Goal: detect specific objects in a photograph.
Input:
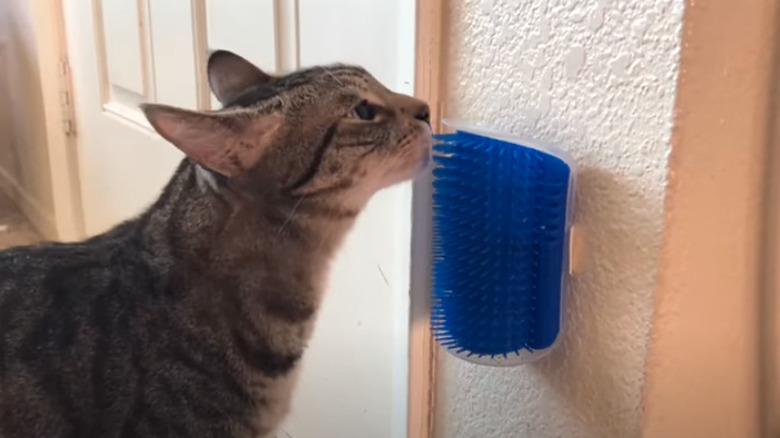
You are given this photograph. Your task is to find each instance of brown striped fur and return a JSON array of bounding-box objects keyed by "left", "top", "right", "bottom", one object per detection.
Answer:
[{"left": 0, "top": 50, "right": 431, "bottom": 438}]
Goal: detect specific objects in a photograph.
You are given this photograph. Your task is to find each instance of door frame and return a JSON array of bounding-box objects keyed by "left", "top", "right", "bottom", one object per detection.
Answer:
[
  {"left": 408, "top": 1, "right": 444, "bottom": 438},
  {"left": 761, "top": 23, "right": 780, "bottom": 436},
  {"left": 33, "top": 0, "right": 444, "bottom": 436},
  {"left": 28, "top": 0, "right": 85, "bottom": 241}
]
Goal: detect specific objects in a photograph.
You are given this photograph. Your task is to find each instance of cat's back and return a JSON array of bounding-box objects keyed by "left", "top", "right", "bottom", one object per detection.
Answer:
[
  {"left": 0, "top": 222, "right": 139, "bottom": 313},
  {"left": 0, "top": 222, "right": 156, "bottom": 438},
  {"left": 1, "top": 240, "right": 106, "bottom": 286},
  {"left": 0, "top": 218, "right": 265, "bottom": 438}
]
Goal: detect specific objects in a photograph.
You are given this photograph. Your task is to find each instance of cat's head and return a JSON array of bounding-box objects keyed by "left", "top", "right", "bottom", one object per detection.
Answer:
[{"left": 141, "top": 50, "right": 431, "bottom": 207}]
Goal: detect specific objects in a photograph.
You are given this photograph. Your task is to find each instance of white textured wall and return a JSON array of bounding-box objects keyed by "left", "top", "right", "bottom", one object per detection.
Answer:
[{"left": 435, "top": 1, "right": 684, "bottom": 437}]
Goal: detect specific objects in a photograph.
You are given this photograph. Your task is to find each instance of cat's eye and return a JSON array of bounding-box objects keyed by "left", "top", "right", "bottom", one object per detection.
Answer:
[{"left": 352, "top": 101, "right": 376, "bottom": 121}]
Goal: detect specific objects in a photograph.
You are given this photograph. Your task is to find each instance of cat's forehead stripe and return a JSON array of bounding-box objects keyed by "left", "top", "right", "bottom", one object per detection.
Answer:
[
  {"left": 225, "top": 65, "right": 373, "bottom": 109},
  {"left": 225, "top": 85, "right": 282, "bottom": 109},
  {"left": 287, "top": 65, "right": 372, "bottom": 88}
]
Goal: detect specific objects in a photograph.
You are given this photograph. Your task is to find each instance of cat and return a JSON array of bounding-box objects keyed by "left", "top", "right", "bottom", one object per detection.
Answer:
[{"left": 0, "top": 49, "right": 431, "bottom": 438}]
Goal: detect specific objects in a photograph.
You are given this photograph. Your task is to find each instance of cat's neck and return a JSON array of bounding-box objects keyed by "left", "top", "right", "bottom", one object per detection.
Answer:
[{"left": 140, "top": 160, "right": 358, "bottom": 285}]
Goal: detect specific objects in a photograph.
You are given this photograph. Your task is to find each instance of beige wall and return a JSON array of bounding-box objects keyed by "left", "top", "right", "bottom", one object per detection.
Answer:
[
  {"left": 0, "top": 0, "right": 57, "bottom": 239},
  {"left": 641, "top": 0, "right": 775, "bottom": 437},
  {"left": 434, "top": 1, "right": 684, "bottom": 437}
]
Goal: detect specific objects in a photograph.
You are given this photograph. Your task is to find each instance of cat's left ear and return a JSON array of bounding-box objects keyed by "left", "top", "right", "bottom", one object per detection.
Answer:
[
  {"left": 208, "top": 50, "right": 272, "bottom": 105},
  {"left": 141, "top": 103, "right": 282, "bottom": 177}
]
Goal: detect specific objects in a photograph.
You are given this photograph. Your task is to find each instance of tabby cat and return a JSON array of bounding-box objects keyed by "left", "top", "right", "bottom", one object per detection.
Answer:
[{"left": 0, "top": 50, "right": 431, "bottom": 438}]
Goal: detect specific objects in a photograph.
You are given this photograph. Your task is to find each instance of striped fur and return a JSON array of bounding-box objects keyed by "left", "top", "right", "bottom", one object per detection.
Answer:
[{"left": 0, "top": 50, "right": 431, "bottom": 438}]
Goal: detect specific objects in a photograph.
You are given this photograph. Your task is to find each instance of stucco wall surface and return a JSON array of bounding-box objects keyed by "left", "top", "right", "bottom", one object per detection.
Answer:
[{"left": 435, "top": 1, "right": 684, "bottom": 437}]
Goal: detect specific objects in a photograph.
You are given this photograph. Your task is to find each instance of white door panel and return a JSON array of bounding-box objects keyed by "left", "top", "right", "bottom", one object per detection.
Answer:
[
  {"left": 298, "top": 0, "right": 416, "bottom": 94},
  {"left": 98, "top": 0, "right": 147, "bottom": 97},
  {"left": 148, "top": 0, "right": 199, "bottom": 108},
  {"left": 204, "top": 1, "right": 277, "bottom": 71},
  {"left": 62, "top": 2, "right": 416, "bottom": 438},
  {"left": 204, "top": 1, "right": 278, "bottom": 109}
]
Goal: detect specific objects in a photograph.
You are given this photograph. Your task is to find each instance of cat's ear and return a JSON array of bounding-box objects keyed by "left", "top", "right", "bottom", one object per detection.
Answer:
[
  {"left": 141, "top": 103, "right": 282, "bottom": 177},
  {"left": 207, "top": 50, "right": 272, "bottom": 105}
]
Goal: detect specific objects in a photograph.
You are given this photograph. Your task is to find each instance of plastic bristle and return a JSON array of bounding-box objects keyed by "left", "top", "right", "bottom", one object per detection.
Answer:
[{"left": 431, "top": 130, "right": 571, "bottom": 358}]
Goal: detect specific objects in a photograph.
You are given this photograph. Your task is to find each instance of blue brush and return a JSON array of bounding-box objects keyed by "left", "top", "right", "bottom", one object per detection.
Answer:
[{"left": 431, "top": 121, "right": 576, "bottom": 365}]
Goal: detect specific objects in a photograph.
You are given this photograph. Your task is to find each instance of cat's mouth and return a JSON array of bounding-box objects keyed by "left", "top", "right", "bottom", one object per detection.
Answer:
[{"left": 381, "top": 124, "right": 433, "bottom": 186}]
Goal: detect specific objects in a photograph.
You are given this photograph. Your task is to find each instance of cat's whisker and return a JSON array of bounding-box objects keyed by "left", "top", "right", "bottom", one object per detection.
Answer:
[
  {"left": 336, "top": 141, "right": 374, "bottom": 148},
  {"left": 377, "top": 264, "right": 390, "bottom": 287},
  {"left": 278, "top": 94, "right": 290, "bottom": 111},
  {"left": 320, "top": 66, "right": 344, "bottom": 86},
  {"left": 278, "top": 196, "right": 304, "bottom": 235}
]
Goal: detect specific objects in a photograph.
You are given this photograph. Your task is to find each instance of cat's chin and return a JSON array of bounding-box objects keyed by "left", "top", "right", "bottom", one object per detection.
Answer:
[
  {"left": 414, "top": 129, "right": 434, "bottom": 173},
  {"left": 398, "top": 138, "right": 433, "bottom": 182},
  {"left": 373, "top": 129, "right": 433, "bottom": 189},
  {"left": 417, "top": 145, "right": 432, "bottom": 171}
]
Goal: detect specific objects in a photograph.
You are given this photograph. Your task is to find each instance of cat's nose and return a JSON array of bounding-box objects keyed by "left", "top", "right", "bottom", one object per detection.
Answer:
[
  {"left": 405, "top": 99, "right": 430, "bottom": 125},
  {"left": 395, "top": 95, "right": 431, "bottom": 125},
  {"left": 414, "top": 103, "right": 431, "bottom": 125}
]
